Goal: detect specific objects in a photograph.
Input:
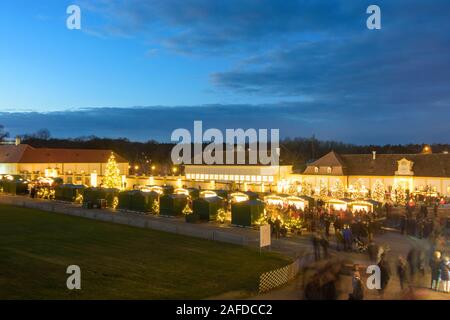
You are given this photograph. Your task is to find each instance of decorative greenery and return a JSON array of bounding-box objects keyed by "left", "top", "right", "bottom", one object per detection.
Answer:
[
  {"left": 351, "top": 179, "right": 366, "bottom": 200},
  {"left": 318, "top": 179, "right": 328, "bottom": 199},
  {"left": 392, "top": 183, "right": 406, "bottom": 205},
  {"left": 371, "top": 179, "right": 385, "bottom": 202},
  {"left": 217, "top": 208, "right": 228, "bottom": 223},
  {"left": 182, "top": 203, "right": 193, "bottom": 215},
  {"left": 103, "top": 153, "right": 122, "bottom": 189},
  {"left": 299, "top": 181, "right": 313, "bottom": 197},
  {"left": 331, "top": 180, "right": 345, "bottom": 198}
]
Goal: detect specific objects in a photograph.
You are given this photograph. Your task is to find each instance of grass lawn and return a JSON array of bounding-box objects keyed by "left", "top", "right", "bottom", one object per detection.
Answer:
[{"left": 0, "top": 204, "right": 289, "bottom": 300}]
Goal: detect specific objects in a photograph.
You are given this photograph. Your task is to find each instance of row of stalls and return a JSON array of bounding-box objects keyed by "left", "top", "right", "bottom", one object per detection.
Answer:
[{"left": 0, "top": 175, "right": 29, "bottom": 195}]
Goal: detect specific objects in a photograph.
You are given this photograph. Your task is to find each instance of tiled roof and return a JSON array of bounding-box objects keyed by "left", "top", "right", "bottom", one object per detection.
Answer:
[{"left": 0, "top": 144, "right": 128, "bottom": 164}]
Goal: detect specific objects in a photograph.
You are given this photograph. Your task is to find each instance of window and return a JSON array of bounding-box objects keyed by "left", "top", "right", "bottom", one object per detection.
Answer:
[
  {"left": 268, "top": 176, "right": 274, "bottom": 182},
  {"left": 314, "top": 167, "right": 319, "bottom": 173},
  {"left": 186, "top": 174, "right": 191, "bottom": 179},
  {"left": 327, "top": 167, "right": 332, "bottom": 174},
  {"left": 245, "top": 175, "right": 251, "bottom": 181}
]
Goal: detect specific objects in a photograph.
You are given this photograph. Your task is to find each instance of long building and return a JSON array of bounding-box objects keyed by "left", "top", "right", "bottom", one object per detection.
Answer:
[{"left": 291, "top": 151, "right": 450, "bottom": 196}]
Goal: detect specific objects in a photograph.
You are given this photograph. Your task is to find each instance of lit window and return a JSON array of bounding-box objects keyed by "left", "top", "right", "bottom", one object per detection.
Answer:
[
  {"left": 245, "top": 175, "right": 251, "bottom": 181},
  {"left": 257, "top": 176, "right": 262, "bottom": 182},
  {"left": 327, "top": 167, "right": 332, "bottom": 174},
  {"left": 262, "top": 176, "right": 268, "bottom": 182},
  {"left": 240, "top": 175, "right": 245, "bottom": 181},
  {"left": 315, "top": 167, "right": 319, "bottom": 173},
  {"left": 214, "top": 174, "right": 219, "bottom": 180},
  {"left": 219, "top": 175, "right": 224, "bottom": 180},
  {"left": 234, "top": 175, "right": 240, "bottom": 181},
  {"left": 200, "top": 174, "right": 204, "bottom": 180},
  {"left": 205, "top": 174, "right": 209, "bottom": 180},
  {"left": 251, "top": 176, "right": 257, "bottom": 182},
  {"left": 224, "top": 175, "right": 228, "bottom": 180},
  {"left": 186, "top": 174, "right": 191, "bottom": 179},
  {"left": 268, "top": 176, "right": 274, "bottom": 182}
]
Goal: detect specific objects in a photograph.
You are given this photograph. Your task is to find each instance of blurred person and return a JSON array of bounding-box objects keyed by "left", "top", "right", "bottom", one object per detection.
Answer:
[
  {"left": 397, "top": 256, "right": 409, "bottom": 291},
  {"left": 439, "top": 256, "right": 450, "bottom": 293},
  {"left": 349, "top": 271, "right": 364, "bottom": 300}
]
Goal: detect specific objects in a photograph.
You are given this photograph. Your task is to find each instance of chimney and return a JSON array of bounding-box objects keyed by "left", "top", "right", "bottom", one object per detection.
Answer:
[
  {"left": 372, "top": 151, "right": 376, "bottom": 160},
  {"left": 15, "top": 136, "right": 21, "bottom": 146}
]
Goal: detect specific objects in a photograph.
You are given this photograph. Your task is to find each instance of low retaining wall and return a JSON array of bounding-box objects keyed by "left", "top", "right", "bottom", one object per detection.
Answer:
[{"left": 0, "top": 195, "right": 248, "bottom": 247}]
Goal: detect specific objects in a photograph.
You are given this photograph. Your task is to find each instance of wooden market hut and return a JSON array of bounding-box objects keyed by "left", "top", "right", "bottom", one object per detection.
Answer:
[{"left": 231, "top": 199, "right": 265, "bottom": 227}]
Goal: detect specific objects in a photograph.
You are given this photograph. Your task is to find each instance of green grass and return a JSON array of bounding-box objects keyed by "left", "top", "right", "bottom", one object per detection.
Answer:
[{"left": 0, "top": 204, "right": 289, "bottom": 300}]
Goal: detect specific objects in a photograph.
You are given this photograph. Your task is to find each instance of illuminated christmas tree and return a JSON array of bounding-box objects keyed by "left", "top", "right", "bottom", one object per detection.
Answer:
[
  {"left": 331, "top": 180, "right": 345, "bottom": 198},
  {"left": 300, "top": 181, "right": 313, "bottom": 196},
  {"left": 392, "top": 184, "right": 406, "bottom": 205},
  {"left": 351, "top": 179, "right": 365, "bottom": 200},
  {"left": 103, "top": 153, "right": 122, "bottom": 189},
  {"left": 371, "top": 180, "right": 385, "bottom": 202}
]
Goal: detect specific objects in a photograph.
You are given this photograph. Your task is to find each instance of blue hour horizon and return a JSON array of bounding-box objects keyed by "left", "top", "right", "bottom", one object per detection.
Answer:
[{"left": 0, "top": 0, "right": 449, "bottom": 144}]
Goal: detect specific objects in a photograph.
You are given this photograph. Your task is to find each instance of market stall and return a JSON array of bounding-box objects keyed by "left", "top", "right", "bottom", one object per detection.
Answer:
[
  {"left": 159, "top": 193, "right": 188, "bottom": 216},
  {"left": 348, "top": 200, "right": 381, "bottom": 213},
  {"left": 286, "top": 195, "right": 313, "bottom": 210},
  {"left": 55, "top": 184, "right": 85, "bottom": 202},
  {"left": 231, "top": 199, "right": 264, "bottom": 227},
  {"left": 326, "top": 198, "right": 352, "bottom": 211}
]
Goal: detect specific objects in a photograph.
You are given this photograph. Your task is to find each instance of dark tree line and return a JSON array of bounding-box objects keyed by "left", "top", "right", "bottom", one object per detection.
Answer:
[
  {"left": 2, "top": 124, "right": 448, "bottom": 173},
  {"left": 19, "top": 135, "right": 449, "bottom": 172}
]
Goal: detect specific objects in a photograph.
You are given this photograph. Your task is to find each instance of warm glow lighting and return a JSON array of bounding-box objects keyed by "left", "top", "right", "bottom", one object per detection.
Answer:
[
  {"left": 150, "top": 186, "right": 163, "bottom": 195},
  {"left": 200, "top": 191, "right": 217, "bottom": 198},
  {"left": 90, "top": 171, "right": 98, "bottom": 188},
  {"left": 174, "top": 188, "right": 189, "bottom": 195},
  {"left": 230, "top": 192, "right": 249, "bottom": 203}
]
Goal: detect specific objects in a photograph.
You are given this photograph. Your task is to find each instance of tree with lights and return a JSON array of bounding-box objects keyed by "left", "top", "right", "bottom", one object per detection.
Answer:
[
  {"left": 300, "top": 181, "right": 313, "bottom": 197},
  {"left": 351, "top": 179, "right": 366, "bottom": 200},
  {"left": 371, "top": 179, "right": 385, "bottom": 202},
  {"left": 392, "top": 184, "right": 406, "bottom": 205},
  {"left": 103, "top": 153, "right": 122, "bottom": 189},
  {"left": 331, "top": 180, "right": 345, "bottom": 198}
]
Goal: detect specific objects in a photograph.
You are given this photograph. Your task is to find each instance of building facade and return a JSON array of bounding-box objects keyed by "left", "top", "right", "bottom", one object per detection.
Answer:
[{"left": 290, "top": 151, "right": 450, "bottom": 197}]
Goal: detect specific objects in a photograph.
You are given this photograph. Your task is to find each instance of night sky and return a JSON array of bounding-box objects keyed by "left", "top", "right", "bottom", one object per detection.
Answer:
[{"left": 0, "top": 0, "right": 449, "bottom": 144}]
